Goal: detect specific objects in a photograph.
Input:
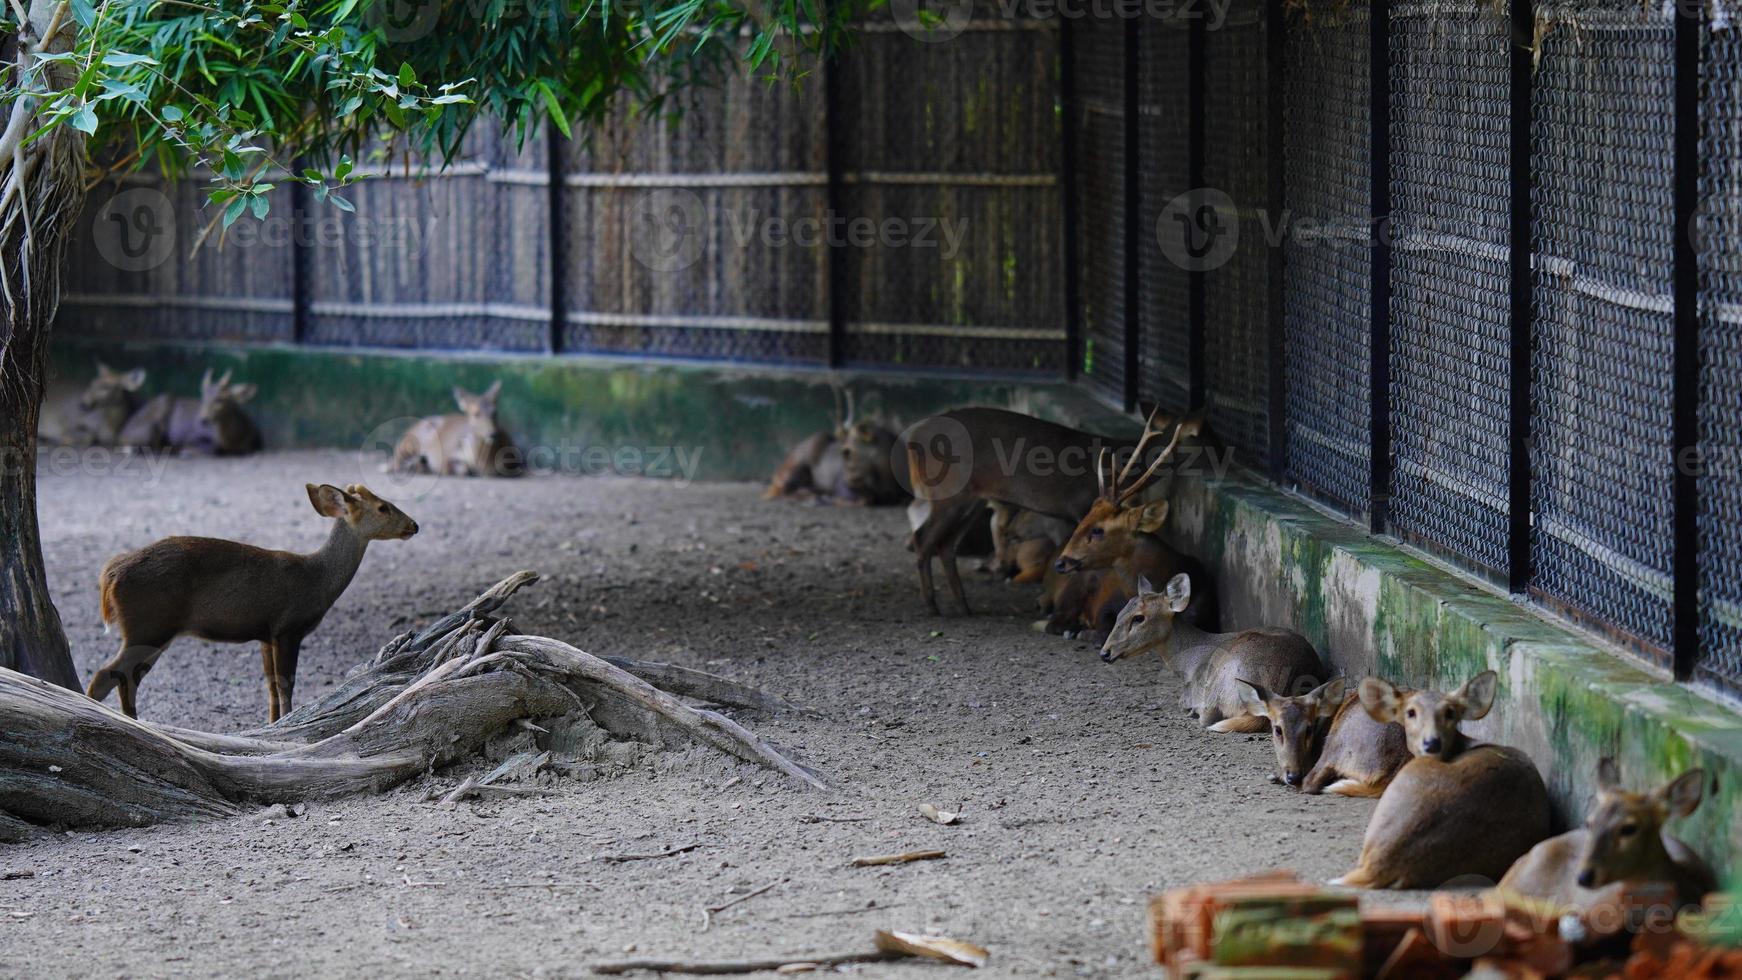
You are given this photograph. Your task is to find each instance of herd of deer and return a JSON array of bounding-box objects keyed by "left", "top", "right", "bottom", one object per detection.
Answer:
[
  {"left": 767, "top": 395, "right": 1719, "bottom": 916},
  {"left": 37, "top": 362, "right": 1718, "bottom": 919}
]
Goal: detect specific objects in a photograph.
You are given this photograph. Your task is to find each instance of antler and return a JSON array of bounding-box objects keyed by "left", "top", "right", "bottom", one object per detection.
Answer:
[
  {"left": 1115, "top": 412, "right": 1203, "bottom": 506},
  {"left": 1095, "top": 446, "right": 1111, "bottom": 499},
  {"left": 842, "top": 389, "right": 856, "bottom": 431},
  {"left": 1114, "top": 405, "right": 1165, "bottom": 491}
]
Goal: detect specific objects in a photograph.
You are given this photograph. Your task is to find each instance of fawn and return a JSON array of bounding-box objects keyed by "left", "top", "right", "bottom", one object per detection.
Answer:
[
  {"left": 1333, "top": 671, "right": 1551, "bottom": 889},
  {"left": 1500, "top": 760, "right": 1715, "bottom": 913},
  {"left": 38, "top": 362, "right": 146, "bottom": 447},
  {"left": 990, "top": 502, "right": 1073, "bottom": 582},
  {"left": 1239, "top": 676, "right": 1355, "bottom": 789},
  {"left": 390, "top": 381, "right": 523, "bottom": 477},
  {"left": 1099, "top": 572, "right": 1325, "bottom": 733},
  {"left": 905, "top": 406, "right": 1199, "bottom": 615},
  {"left": 87, "top": 484, "right": 419, "bottom": 722},
  {"left": 121, "top": 368, "right": 260, "bottom": 455}
]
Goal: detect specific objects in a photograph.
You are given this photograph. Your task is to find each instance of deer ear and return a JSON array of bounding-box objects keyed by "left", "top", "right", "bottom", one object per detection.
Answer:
[
  {"left": 1136, "top": 574, "right": 1157, "bottom": 596},
  {"left": 1237, "top": 678, "right": 1272, "bottom": 709},
  {"left": 1597, "top": 757, "right": 1622, "bottom": 791},
  {"left": 1660, "top": 769, "right": 1706, "bottom": 819},
  {"left": 1136, "top": 500, "right": 1170, "bottom": 534},
  {"left": 307, "top": 483, "right": 349, "bottom": 518},
  {"left": 228, "top": 382, "right": 257, "bottom": 403},
  {"left": 1456, "top": 670, "right": 1499, "bottom": 720},
  {"left": 453, "top": 387, "right": 472, "bottom": 410},
  {"left": 1359, "top": 677, "right": 1403, "bottom": 723},
  {"left": 121, "top": 368, "right": 147, "bottom": 391},
  {"left": 201, "top": 368, "right": 216, "bottom": 393},
  {"left": 483, "top": 380, "right": 502, "bottom": 401},
  {"left": 1163, "top": 572, "right": 1191, "bottom": 613},
  {"left": 1310, "top": 676, "right": 1346, "bottom": 710}
]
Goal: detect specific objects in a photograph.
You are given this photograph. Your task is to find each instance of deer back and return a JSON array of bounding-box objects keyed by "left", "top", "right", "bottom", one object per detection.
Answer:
[
  {"left": 1303, "top": 691, "right": 1410, "bottom": 796},
  {"left": 1195, "top": 628, "right": 1325, "bottom": 725}
]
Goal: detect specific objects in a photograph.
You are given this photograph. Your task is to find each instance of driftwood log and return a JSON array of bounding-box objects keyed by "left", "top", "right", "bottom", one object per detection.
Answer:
[{"left": 0, "top": 571, "right": 824, "bottom": 841}]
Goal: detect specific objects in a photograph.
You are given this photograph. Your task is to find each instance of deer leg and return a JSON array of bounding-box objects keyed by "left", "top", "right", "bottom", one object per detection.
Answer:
[
  {"left": 272, "top": 637, "right": 303, "bottom": 721},
  {"left": 916, "top": 552, "right": 940, "bottom": 616},
  {"left": 88, "top": 638, "right": 169, "bottom": 718},
  {"left": 938, "top": 499, "right": 987, "bottom": 616},
  {"left": 260, "top": 641, "right": 281, "bottom": 723}
]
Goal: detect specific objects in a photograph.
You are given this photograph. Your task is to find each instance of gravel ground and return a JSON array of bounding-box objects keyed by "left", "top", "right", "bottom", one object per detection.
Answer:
[{"left": 4, "top": 450, "right": 1387, "bottom": 978}]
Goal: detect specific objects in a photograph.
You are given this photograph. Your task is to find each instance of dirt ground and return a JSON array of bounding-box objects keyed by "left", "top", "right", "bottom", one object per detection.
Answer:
[{"left": 4, "top": 450, "right": 1390, "bottom": 978}]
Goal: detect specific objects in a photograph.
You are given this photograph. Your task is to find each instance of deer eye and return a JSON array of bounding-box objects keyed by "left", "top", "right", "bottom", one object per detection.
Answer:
[
  {"left": 1273, "top": 729, "right": 1282, "bottom": 742},
  {"left": 1405, "top": 708, "right": 1417, "bottom": 719},
  {"left": 1618, "top": 823, "right": 1639, "bottom": 838},
  {"left": 1132, "top": 615, "right": 1145, "bottom": 625},
  {"left": 1089, "top": 528, "right": 1104, "bottom": 540}
]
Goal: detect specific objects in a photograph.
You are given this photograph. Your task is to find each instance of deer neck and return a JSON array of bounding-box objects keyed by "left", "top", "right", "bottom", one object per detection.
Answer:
[
  {"left": 308, "top": 520, "right": 370, "bottom": 605},
  {"left": 1162, "top": 619, "right": 1222, "bottom": 679}
]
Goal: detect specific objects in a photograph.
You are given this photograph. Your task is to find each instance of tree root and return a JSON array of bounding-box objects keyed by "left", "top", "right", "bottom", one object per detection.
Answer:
[{"left": 0, "top": 571, "right": 825, "bottom": 835}]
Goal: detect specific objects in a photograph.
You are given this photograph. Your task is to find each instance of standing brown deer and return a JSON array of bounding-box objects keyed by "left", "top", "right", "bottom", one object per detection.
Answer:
[
  {"left": 903, "top": 406, "right": 1200, "bottom": 615},
  {"left": 87, "top": 484, "right": 419, "bottom": 722}
]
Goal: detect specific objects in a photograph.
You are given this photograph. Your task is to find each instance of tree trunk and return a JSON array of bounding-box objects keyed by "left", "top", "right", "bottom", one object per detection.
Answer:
[{"left": 0, "top": 2, "right": 88, "bottom": 689}]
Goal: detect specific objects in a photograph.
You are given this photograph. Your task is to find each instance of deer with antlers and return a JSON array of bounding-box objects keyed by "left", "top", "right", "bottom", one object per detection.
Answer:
[{"left": 765, "top": 389, "right": 905, "bottom": 506}]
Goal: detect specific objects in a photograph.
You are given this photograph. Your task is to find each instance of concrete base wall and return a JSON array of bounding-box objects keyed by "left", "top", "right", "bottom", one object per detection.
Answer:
[
  {"left": 1168, "top": 471, "right": 1742, "bottom": 881},
  {"left": 49, "top": 339, "right": 1131, "bottom": 483}
]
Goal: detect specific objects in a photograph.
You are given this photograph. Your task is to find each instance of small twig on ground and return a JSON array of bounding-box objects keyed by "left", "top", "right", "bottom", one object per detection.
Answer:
[
  {"left": 796, "top": 814, "right": 872, "bottom": 824},
  {"left": 700, "top": 879, "right": 780, "bottom": 932},
  {"left": 594, "top": 842, "right": 705, "bottom": 864},
  {"left": 592, "top": 950, "right": 903, "bottom": 975},
  {"left": 786, "top": 903, "right": 903, "bottom": 919},
  {"left": 0, "top": 871, "right": 33, "bottom": 880},
  {"left": 851, "top": 850, "right": 946, "bottom": 867}
]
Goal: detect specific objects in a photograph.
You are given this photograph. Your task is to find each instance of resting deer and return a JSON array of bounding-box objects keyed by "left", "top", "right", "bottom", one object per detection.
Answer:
[
  {"left": 1297, "top": 687, "right": 1410, "bottom": 797},
  {"left": 120, "top": 368, "right": 261, "bottom": 455},
  {"left": 390, "top": 381, "right": 522, "bottom": 477},
  {"left": 88, "top": 484, "right": 419, "bottom": 722},
  {"left": 1238, "top": 676, "right": 1364, "bottom": 789},
  {"left": 38, "top": 362, "right": 146, "bottom": 447},
  {"left": 904, "top": 406, "right": 1200, "bottom": 615},
  {"left": 1333, "top": 671, "right": 1551, "bottom": 889},
  {"left": 990, "top": 502, "right": 1073, "bottom": 582},
  {"left": 1099, "top": 572, "right": 1325, "bottom": 733},
  {"left": 1050, "top": 444, "right": 1217, "bottom": 632},
  {"left": 1500, "top": 760, "right": 1714, "bottom": 913},
  {"left": 767, "top": 390, "right": 904, "bottom": 505}
]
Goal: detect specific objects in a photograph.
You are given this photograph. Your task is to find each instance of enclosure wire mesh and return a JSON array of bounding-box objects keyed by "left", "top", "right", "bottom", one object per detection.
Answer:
[
  {"left": 1529, "top": 0, "right": 1676, "bottom": 654},
  {"left": 1073, "top": 14, "right": 1131, "bottom": 403},
  {"left": 1386, "top": 0, "right": 1512, "bottom": 576},
  {"left": 1699, "top": 3, "right": 1742, "bottom": 688},
  {"left": 1136, "top": 14, "right": 1193, "bottom": 415},
  {"left": 1202, "top": 0, "right": 1274, "bottom": 467},
  {"left": 1282, "top": 0, "right": 1373, "bottom": 515}
]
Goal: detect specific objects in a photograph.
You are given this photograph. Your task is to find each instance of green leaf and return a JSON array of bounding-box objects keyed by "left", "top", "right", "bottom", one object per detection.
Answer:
[
  {"left": 161, "top": 105, "right": 184, "bottom": 122},
  {"left": 102, "top": 52, "right": 159, "bottom": 68},
  {"left": 398, "top": 62, "right": 417, "bottom": 88},
  {"left": 249, "top": 194, "right": 270, "bottom": 219},
  {"left": 69, "top": 105, "right": 97, "bottom": 135},
  {"left": 330, "top": 194, "right": 356, "bottom": 213},
  {"left": 536, "top": 82, "right": 571, "bottom": 139},
  {"left": 223, "top": 196, "right": 247, "bottom": 228}
]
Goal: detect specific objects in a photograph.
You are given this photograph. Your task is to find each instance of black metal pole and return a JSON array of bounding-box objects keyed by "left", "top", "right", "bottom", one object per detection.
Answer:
[
  {"left": 1266, "top": 0, "right": 1287, "bottom": 478},
  {"left": 1187, "top": 10, "right": 1207, "bottom": 410},
  {"left": 1123, "top": 15, "right": 1142, "bottom": 412},
  {"left": 290, "top": 163, "right": 311, "bottom": 345},
  {"left": 1060, "top": 20, "right": 1082, "bottom": 382},
  {"left": 1367, "top": 0, "right": 1393, "bottom": 534},
  {"left": 824, "top": 43, "right": 849, "bottom": 370},
  {"left": 547, "top": 120, "right": 568, "bottom": 356},
  {"left": 1672, "top": 0, "right": 1702, "bottom": 680},
  {"left": 1506, "top": 0, "right": 1535, "bottom": 593}
]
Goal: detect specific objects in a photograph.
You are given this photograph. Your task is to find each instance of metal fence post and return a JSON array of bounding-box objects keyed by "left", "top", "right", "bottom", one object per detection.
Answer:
[
  {"left": 1506, "top": 0, "right": 1534, "bottom": 594},
  {"left": 1266, "top": 0, "right": 1287, "bottom": 477},
  {"left": 825, "top": 44, "right": 849, "bottom": 370},
  {"left": 1368, "top": 0, "right": 1393, "bottom": 534},
  {"left": 547, "top": 120, "right": 568, "bottom": 356},
  {"left": 1672, "top": 0, "right": 1702, "bottom": 680},
  {"left": 1188, "top": 10, "right": 1207, "bottom": 410},
  {"left": 290, "top": 163, "right": 311, "bottom": 346},
  {"left": 1123, "top": 14, "right": 1142, "bottom": 411},
  {"left": 1060, "top": 19, "right": 1082, "bottom": 382}
]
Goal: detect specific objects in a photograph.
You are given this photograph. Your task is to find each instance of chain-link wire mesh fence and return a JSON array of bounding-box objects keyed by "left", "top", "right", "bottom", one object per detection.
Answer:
[
  {"left": 1136, "top": 14, "right": 1193, "bottom": 417},
  {"left": 1072, "top": 14, "right": 1131, "bottom": 402}
]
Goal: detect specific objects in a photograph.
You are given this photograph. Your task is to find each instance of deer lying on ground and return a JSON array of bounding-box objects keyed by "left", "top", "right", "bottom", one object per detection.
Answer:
[
  {"left": 120, "top": 368, "right": 261, "bottom": 455},
  {"left": 904, "top": 406, "right": 1200, "bottom": 615},
  {"left": 1099, "top": 572, "right": 1324, "bottom": 732},
  {"left": 989, "top": 501, "right": 1073, "bottom": 583},
  {"left": 1239, "top": 676, "right": 1363, "bottom": 790},
  {"left": 1048, "top": 446, "right": 1217, "bottom": 634},
  {"left": 88, "top": 484, "right": 419, "bottom": 722},
  {"left": 1333, "top": 671, "right": 1551, "bottom": 889},
  {"left": 1295, "top": 686, "right": 1410, "bottom": 797},
  {"left": 38, "top": 362, "right": 146, "bottom": 446},
  {"left": 767, "top": 390, "right": 905, "bottom": 505},
  {"left": 1499, "top": 760, "right": 1714, "bottom": 913},
  {"left": 390, "top": 381, "right": 523, "bottom": 477}
]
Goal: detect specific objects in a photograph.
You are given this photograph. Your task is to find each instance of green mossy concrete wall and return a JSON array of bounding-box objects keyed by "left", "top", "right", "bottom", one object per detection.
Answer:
[
  {"left": 49, "top": 340, "right": 1131, "bottom": 482},
  {"left": 1168, "top": 472, "right": 1742, "bottom": 880}
]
